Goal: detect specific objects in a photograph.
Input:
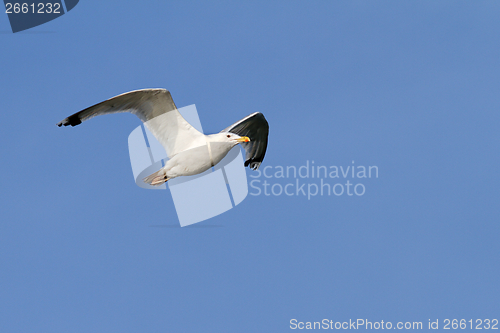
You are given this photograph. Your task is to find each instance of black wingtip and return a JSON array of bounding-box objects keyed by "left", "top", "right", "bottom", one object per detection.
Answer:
[
  {"left": 69, "top": 117, "right": 82, "bottom": 126},
  {"left": 245, "top": 160, "right": 262, "bottom": 170},
  {"left": 56, "top": 116, "right": 82, "bottom": 127}
]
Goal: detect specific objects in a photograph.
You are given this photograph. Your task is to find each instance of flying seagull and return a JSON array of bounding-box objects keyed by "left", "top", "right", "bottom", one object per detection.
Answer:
[{"left": 57, "top": 89, "right": 269, "bottom": 186}]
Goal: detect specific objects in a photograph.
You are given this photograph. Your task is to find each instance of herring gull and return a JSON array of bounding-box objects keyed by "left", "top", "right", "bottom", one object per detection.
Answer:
[{"left": 57, "top": 89, "right": 269, "bottom": 185}]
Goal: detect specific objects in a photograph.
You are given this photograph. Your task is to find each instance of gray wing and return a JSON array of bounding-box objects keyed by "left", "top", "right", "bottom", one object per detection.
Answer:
[
  {"left": 56, "top": 89, "right": 206, "bottom": 158},
  {"left": 56, "top": 89, "right": 176, "bottom": 126},
  {"left": 221, "top": 112, "right": 269, "bottom": 170}
]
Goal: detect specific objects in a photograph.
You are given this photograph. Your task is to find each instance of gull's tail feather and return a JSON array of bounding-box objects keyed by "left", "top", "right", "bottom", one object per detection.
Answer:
[{"left": 143, "top": 169, "right": 170, "bottom": 186}]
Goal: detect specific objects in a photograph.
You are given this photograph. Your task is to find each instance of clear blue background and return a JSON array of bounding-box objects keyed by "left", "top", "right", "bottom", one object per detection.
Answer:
[{"left": 1, "top": 1, "right": 499, "bottom": 332}]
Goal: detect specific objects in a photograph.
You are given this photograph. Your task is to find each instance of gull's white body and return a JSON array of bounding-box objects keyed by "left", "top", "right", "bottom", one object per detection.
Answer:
[{"left": 144, "top": 133, "right": 242, "bottom": 185}]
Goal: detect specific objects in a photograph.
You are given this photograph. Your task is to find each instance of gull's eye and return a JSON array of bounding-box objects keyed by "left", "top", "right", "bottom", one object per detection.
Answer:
[{"left": 227, "top": 135, "right": 231, "bottom": 138}]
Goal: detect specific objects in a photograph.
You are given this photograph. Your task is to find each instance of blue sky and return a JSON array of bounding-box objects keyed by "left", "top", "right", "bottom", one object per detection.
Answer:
[{"left": 1, "top": 1, "right": 499, "bottom": 332}]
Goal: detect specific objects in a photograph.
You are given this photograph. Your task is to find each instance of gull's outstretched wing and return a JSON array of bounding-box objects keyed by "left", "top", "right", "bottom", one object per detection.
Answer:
[
  {"left": 57, "top": 89, "right": 206, "bottom": 158},
  {"left": 221, "top": 112, "right": 269, "bottom": 170}
]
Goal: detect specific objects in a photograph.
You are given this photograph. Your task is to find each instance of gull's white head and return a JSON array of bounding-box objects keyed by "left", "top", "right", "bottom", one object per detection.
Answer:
[{"left": 209, "top": 133, "right": 250, "bottom": 146}]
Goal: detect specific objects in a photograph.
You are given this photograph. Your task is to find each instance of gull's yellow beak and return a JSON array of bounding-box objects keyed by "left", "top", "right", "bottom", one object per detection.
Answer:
[{"left": 236, "top": 136, "right": 250, "bottom": 143}]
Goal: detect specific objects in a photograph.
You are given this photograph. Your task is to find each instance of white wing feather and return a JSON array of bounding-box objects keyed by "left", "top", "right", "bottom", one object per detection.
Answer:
[{"left": 57, "top": 89, "right": 206, "bottom": 158}]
